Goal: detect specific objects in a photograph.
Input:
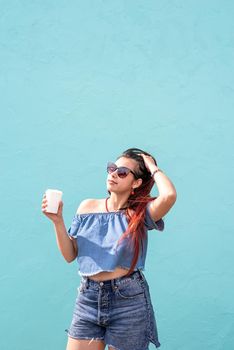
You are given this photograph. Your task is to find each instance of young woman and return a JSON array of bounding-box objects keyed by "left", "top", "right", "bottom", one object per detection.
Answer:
[{"left": 41, "top": 147, "right": 177, "bottom": 350}]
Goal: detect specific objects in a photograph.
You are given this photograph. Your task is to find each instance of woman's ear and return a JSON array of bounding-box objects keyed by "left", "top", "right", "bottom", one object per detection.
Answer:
[{"left": 133, "top": 178, "right": 143, "bottom": 189}]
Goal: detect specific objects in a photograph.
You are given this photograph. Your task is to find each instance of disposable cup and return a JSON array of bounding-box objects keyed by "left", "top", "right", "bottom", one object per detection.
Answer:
[{"left": 45, "top": 189, "right": 63, "bottom": 214}]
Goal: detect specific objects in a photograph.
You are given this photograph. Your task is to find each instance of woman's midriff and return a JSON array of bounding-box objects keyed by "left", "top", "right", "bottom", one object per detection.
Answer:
[{"left": 87, "top": 266, "right": 131, "bottom": 282}]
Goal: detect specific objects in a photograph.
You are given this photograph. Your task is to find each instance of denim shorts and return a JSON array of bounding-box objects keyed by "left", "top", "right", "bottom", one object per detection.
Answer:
[{"left": 65, "top": 269, "right": 161, "bottom": 350}]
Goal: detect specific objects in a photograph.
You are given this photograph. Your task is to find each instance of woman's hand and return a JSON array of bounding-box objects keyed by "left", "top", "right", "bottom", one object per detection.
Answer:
[
  {"left": 137, "top": 153, "right": 158, "bottom": 174},
  {"left": 41, "top": 193, "right": 64, "bottom": 224}
]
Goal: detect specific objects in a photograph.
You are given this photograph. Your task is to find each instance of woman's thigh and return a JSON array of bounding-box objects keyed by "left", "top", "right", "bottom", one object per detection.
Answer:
[{"left": 66, "top": 337, "right": 106, "bottom": 350}]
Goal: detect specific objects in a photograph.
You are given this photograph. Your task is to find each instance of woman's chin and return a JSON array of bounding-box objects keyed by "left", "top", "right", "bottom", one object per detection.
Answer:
[
  {"left": 107, "top": 186, "right": 114, "bottom": 193},
  {"left": 106, "top": 184, "right": 118, "bottom": 193}
]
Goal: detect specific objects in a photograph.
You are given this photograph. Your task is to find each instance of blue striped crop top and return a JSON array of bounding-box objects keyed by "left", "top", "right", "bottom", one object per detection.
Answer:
[{"left": 67, "top": 202, "right": 165, "bottom": 276}]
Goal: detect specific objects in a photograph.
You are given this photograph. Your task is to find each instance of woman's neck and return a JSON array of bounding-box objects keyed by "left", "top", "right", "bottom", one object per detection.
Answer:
[{"left": 106, "top": 193, "right": 129, "bottom": 211}]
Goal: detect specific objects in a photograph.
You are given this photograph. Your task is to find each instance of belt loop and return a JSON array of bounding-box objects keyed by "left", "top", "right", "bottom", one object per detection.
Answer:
[
  {"left": 82, "top": 276, "right": 89, "bottom": 289},
  {"left": 111, "top": 278, "right": 115, "bottom": 290},
  {"left": 137, "top": 268, "right": 145, "bottom": 281},
  {"left": 131, "top": 270, "right": 138, "bottom": 280}
]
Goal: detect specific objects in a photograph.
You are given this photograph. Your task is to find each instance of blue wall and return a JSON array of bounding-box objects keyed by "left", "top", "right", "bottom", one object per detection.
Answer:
[{"left": 1, "top": 1, "right": 234, "bottom": 349}]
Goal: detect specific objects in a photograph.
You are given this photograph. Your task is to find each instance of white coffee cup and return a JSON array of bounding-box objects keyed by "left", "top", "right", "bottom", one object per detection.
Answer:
[{"left": 45, "top": 189, "right": 63, "bottom": 214}]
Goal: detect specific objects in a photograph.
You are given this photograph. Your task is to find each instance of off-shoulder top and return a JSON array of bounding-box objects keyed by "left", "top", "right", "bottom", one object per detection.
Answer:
[{"left": 67, "top": 202, "right": 164, "bottom": 276}]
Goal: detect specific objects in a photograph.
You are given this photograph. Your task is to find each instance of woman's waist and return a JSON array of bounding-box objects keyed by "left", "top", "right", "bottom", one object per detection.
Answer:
[
  {"left": 83, "top": 266, "right": 131, "bottom": 282},
  {"left": 81, "top": 267, "right": 145, "bottom": 287}
]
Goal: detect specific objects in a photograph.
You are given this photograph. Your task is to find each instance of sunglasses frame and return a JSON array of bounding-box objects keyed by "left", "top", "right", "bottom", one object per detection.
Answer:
[{"left": 107, "top": 162, "right": 138, "bottom": 179}]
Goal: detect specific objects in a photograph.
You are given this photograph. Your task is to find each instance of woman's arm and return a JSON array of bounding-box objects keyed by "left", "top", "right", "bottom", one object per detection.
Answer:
[
  {"left": 53, "top": 219, "right": 78, "bottom": 263},
  {"left": 41, "top": 194, "right": 78, "bottom": 263},
  {"left": 148, "top": 169, "right": 177, "bottom": 221},
  {"left": 138, "top": 154, "right": 177, "bottom": 221}
]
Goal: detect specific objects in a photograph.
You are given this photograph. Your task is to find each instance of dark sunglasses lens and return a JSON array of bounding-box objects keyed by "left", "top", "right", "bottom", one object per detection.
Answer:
[{"left": 117, "top": 168, "right": 129, "bottom": 178}]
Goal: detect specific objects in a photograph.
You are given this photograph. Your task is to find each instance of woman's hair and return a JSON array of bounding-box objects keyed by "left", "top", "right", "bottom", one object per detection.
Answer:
[{"left": 112, "top": 147, "right": 158, "bottom": 276}]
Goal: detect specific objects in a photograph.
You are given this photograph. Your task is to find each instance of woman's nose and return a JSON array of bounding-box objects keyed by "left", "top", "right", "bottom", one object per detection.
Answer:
[{"left": 111, "top": 170, "right": 118, "bottom": 177}]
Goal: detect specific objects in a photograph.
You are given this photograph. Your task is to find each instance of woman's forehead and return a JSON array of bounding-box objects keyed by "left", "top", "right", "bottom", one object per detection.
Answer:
[{"left": 115, "top": 157, "right": 138, "bottom": 168}]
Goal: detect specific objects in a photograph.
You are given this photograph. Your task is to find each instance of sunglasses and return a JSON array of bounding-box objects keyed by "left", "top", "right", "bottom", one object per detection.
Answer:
[{"left": 107, "top": 162, "right": 138, "bottom": 179}]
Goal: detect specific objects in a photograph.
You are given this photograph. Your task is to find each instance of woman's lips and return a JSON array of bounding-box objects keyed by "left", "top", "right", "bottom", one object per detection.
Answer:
[{"left": 108, "top": 180, "right": 117, "bottom": 184}]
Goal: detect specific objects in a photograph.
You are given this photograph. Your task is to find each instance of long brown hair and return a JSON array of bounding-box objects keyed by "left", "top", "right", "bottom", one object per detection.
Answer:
[{"left": 110, "top": 147, "right": 158, "bottom": 276}]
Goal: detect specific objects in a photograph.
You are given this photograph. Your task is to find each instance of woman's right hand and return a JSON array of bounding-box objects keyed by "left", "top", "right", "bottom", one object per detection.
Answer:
[{"left": 41, "top": 193, "right": 64, "bottom": 224}]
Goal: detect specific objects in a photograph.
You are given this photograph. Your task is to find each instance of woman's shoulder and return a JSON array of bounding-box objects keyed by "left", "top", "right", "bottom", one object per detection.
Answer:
[
  {"left": 76, "top": 198, "right": 136, "bottom": 217},
  {"left": 76, "top": 198, "right": 105, "bottom": 215}
]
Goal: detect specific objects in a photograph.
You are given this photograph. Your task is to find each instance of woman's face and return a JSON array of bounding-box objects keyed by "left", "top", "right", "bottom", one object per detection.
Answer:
[{"left": 106, "top": 157, "right": 142, "bottom": 194}]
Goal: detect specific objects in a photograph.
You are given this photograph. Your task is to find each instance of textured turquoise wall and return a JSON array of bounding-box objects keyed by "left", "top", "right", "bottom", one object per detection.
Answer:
[{"left": 1, "top": 1, "right": 234, "bottom": 349}]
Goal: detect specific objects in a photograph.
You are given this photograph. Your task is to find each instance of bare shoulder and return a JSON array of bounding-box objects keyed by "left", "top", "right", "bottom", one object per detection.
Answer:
[{"left": 76, "top": 198, "right": 102, "bottom": 214}]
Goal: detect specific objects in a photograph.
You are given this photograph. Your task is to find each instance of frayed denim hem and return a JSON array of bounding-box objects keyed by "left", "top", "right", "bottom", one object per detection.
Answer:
[{"left": 65, "top": 328, "right": 105, "bottom": 343}]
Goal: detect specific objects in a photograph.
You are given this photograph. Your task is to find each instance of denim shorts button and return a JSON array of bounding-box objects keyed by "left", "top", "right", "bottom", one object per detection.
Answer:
[{"left": 99, "top": 282, "right": 104, "bottom": 286}]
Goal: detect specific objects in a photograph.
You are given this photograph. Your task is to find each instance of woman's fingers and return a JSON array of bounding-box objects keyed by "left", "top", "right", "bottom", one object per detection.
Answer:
[
  {"left": 41, "top": 195, "right": 48, "bottom": 212},
  {"left": 41, "top": 195, "right": 64, "bottom": 223}
]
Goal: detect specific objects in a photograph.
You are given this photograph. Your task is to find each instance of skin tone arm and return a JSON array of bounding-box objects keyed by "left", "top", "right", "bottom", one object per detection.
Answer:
[
  {"left": 41, "top": 194, "right": 78, "bottom": 263},
  {"left": 138, "top": 153, "right": 177, "bottom": 222}
]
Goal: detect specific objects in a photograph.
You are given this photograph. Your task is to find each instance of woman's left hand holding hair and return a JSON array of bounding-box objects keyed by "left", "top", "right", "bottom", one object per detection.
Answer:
[
  {"left": 137, "top": 153, "right": 158, "bottom": 174},
  {"left": 138, "top": 153, "right": 177, "bottom": 220}
]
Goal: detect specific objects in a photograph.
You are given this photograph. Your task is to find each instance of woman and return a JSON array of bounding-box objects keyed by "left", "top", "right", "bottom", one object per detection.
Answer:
[{"left": 41, "top": 147, "right": 177, "bottom": 350}]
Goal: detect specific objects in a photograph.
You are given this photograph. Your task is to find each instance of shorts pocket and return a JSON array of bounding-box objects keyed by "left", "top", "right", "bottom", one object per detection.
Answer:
[
  {"left": 116, "top": 279, "right": 145, "bottom": 299},
  {"left": 76, "top": 284, "right": 99, "bottom": 307}
]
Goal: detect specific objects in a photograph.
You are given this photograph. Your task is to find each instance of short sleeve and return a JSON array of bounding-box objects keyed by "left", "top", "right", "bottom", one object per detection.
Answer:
[
  {"left": 144, "top": 202, "right": 165, "bottom": 231},
  {"left": 67, "top": 215, "right": 82, "bottom": 239}
]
